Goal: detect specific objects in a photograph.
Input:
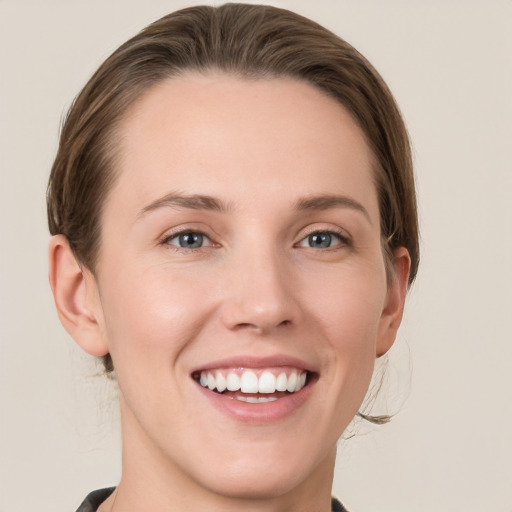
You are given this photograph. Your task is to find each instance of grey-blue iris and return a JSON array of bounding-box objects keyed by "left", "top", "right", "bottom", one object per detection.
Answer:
[
  {"left": 179, "top": 233, "right": 203, "bottom": 248},
  {"left": 309, "top": 233, "right": 331, "bottom": 248}
]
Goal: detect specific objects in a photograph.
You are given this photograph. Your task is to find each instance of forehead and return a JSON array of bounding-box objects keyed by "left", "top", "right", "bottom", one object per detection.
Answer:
[{"left": 110, "top": 73, "right": 378, "bottom": 219}]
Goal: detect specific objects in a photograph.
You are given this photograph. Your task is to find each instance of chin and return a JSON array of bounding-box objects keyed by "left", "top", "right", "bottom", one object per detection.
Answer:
[
  {"left": 185, "top": 439, "right": 335, "bottom": 502},
  {"left": 198, "top": 463, "right": 312, "bottom": 501}
]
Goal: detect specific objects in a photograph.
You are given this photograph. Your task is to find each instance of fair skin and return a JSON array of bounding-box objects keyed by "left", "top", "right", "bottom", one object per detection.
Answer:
[{"left": 49, "top": 74, "right": 410, "bottom": 512}]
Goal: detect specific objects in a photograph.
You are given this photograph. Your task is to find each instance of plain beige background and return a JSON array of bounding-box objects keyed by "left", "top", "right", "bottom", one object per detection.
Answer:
[{"left": 1, "top": 1, "right": 511, "bottom": 511}]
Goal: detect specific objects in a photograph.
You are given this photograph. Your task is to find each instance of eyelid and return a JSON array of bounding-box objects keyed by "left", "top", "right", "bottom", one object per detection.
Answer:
[
  {"left": 156, "top": 223, "right": 351, "bottom": 250},
  {"left": 158, "top": 225, "right": 220, "bottom": 249},
  {"left": 167, "top": 232, "right": 211, "bottom": 248},
  {"left": 295, "top": 225, "right": 352, "bottom": 246}
]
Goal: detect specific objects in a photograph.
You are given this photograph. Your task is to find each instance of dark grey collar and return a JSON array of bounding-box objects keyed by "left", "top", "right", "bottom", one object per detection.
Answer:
[{"left": 76, "top": 487, "right": 349, "bottom": 512}]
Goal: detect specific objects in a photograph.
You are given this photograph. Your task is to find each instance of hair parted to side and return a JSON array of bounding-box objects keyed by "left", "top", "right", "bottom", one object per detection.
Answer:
[{"left": 47, "top": 3, "right": 419, "bottom": 416}]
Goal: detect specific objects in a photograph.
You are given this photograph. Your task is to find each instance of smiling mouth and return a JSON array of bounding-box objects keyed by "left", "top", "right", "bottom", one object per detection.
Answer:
[{"left": 192, "top": 368, "right": 313, "bottom": 403}]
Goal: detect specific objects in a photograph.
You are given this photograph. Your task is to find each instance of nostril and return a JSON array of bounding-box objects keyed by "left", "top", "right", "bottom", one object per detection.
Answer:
[
  {"left": 234, "top": 322, "right": 258, "bottom": 330},
  {"left": 233, "top": 319, "right": 292, "bottom": 333}
]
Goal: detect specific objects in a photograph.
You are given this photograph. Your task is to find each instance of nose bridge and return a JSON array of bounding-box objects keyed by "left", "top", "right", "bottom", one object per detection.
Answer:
[{"left": 221, "top": 241, "right": 297, "bottom": 333}]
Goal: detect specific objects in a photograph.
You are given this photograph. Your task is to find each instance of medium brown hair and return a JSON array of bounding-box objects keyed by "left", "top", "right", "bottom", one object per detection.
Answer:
[{"left": 47, "top": 4, "right": 419, "bottom": 415}]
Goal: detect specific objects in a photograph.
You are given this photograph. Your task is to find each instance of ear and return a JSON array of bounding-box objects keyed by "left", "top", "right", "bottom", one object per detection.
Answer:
[
  {"left": 376, "top": 247, "right": 411, "bottom": 357},
  {"left": 48, "top": 235, "right": 109, "bottom": 356}
]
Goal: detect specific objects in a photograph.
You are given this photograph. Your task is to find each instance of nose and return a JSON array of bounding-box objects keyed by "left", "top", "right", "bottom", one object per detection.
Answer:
[{"left": 219, "top": 247, "right": 299, "bottom": 335}]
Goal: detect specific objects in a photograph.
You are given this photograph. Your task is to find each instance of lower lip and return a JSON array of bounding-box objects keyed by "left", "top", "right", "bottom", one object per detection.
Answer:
[{"left": 194, "top": 380, "right": 315, "bottom": 424}]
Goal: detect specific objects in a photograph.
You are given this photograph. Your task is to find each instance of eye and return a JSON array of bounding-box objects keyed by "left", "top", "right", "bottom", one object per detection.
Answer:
[
  {"left": 165, "top": 231, "right": 210, "bottom": 249},
  {"left": 298, "top": 230, "right": 347, "bottom": 249}
]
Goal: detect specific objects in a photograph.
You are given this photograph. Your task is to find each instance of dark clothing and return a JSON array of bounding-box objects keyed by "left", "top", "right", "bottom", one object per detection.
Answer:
[
  {"left": 76, "top": 488, "right": 114, "bottom": 512},
  {"left": 331, "top": 495, "right": 349, "bottom": 512},
  {"left": 76, "top": 487, "right": 349, "bottom": 511}
]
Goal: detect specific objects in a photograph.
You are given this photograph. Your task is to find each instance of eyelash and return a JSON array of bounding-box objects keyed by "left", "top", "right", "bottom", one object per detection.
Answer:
[
  {"left": 160, "top": 230, "right": 214, "bottom": 251},
  {"left": 296, "top": 228, "right": 351, "bottom": 250},
  {"left": 159, "top": 227, "right": 351, "bottom": 251}
]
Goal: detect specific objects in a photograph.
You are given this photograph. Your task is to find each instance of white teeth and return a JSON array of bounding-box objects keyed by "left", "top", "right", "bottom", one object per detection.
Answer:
[
  {"left": 286, "top": 373, "right": 297, "bottom": 392},
  {"left": 259, "top": 396, "right": 278, "bottom": 403},
  {"left": 298, "top": 372, "right": 307, "bottom": 390},
  {"left": 258, "top": 371, "right": 277, "bottom": 393},
  {"left": 235, "top": 396, "right": 278, "bottom": 403},
  {"left": 226, "top": 372, "right": 241, "bottom": 391},
  {"left": 216, "top": 372, "right": 227, "bottom": 392},
  {"left": 240, "top": 371, "right": 259, "bottom": 393},
  {"left": 276, "top": 372, "right": 288, "bottom": 392},
  {"left": 198, "top": 369, "right": 308, "bottom": 395}
]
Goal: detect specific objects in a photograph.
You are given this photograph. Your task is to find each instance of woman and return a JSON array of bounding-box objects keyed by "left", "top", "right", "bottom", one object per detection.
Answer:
[{"left": 47, "top": 4, "right": 418, "bottom": 511}]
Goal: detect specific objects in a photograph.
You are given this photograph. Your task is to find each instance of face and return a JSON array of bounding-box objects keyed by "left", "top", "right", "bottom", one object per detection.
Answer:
[{"left": 81, "top": 74, "right": 407, "bottom": 501}]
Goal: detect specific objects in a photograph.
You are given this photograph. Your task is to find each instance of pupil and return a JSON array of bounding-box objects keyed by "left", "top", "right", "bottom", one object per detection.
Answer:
[
  {"left": 180, "top": 233, "right": 202, "bottom": 248},
  {"left": 310, "top": 233, "right": 331, "bottom": 248}
]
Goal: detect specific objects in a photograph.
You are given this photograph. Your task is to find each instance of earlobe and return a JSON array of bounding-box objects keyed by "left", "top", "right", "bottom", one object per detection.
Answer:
[
  {"left": 48, "top": 235, "right": 109, "bottom": 356},
  {"left": 376, "top": 247, "right": 411, "bottom": 357}
]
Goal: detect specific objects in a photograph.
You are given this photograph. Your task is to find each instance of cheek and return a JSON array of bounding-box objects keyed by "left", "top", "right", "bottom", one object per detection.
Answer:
[
  {"left": 307, "top": 264, "right": 386, "bottom": 340},
  {"left": 306, "top": 265, "right": 387, "bottom": 385},
  {"left": 99, "top": 266, "right": 214, "bottom": 372}
]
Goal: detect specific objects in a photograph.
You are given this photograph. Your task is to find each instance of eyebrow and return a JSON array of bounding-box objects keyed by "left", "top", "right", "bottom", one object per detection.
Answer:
[
  {"left": 137, "top": 191, "right": 371, "bottom": 224},
  {"left": 295, "top": 194, "right": 372, "bottom": 224},
  {"left": 137, "top": 192, "right": 231, "bottom": 220}
]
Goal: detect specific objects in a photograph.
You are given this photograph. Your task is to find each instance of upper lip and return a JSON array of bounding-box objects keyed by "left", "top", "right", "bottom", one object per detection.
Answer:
[{"left": 190, "top": 354, "right": 316, "bottom": 374}]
